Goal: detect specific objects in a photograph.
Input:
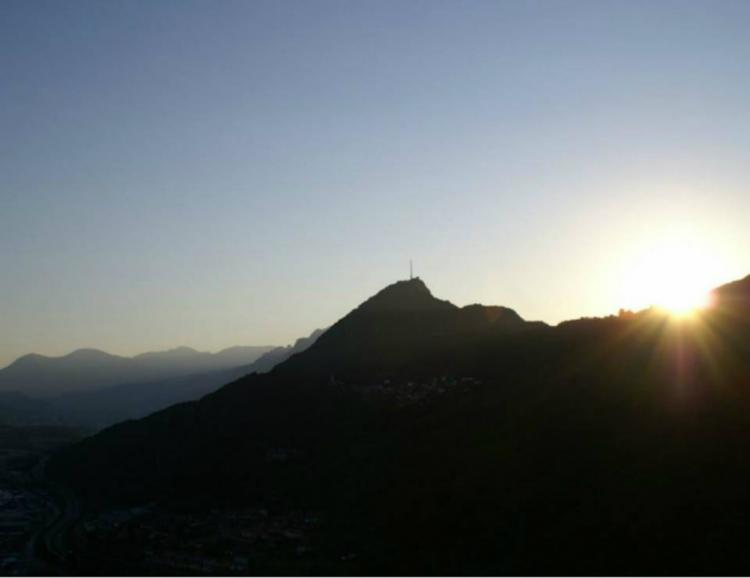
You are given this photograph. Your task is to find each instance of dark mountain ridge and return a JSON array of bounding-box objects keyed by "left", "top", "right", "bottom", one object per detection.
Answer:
[
  {"left": 51, "top": 277, "right": 539, "bottom": 494},
  {"left": 48, "top": 275, "right": 750, "bottom": 574},
  {"left": 278, "top": 278, "right": 534, "bottom": 380}
]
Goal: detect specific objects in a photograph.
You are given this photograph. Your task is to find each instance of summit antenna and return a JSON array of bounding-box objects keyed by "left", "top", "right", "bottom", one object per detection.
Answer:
[{"left": 410, "top": 259, "right": 413, "bottom": 280}]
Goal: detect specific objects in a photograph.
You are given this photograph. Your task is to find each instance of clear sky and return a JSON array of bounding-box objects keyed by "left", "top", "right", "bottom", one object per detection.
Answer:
[{"left": 2, "top": 0, "right": 750, "bottom": 367}]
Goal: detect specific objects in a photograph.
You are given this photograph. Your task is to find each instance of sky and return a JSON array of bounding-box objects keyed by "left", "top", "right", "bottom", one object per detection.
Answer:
[{"left": 2, "top": 0, "right": 750, "bottom": 367}]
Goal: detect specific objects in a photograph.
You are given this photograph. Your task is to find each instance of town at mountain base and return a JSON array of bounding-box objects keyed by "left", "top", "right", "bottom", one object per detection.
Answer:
[{"left": 48, "top": 275, "right": 750, "bottom": 575}]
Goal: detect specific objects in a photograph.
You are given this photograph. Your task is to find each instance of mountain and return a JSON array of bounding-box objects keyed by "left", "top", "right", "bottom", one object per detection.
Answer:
[
  {"left": 49, "top": 277, "right": 536, "bottom": 482},
  {"left": 0, "top": 391, "right": 54, "bottom": 426},
  {"left": 0, "top": 345, "right": 276, "bottom": 397},
  {"left": 277, "top": 278, "right": 531, "bottom": 380},
  {"left": 48, "top": 368, "right": 246, "bottom": 431},
  {"left": 48, "top": 276, "right": 750, "bottom": 574},
  {"left": 712, "top": 273, "right": 750, "bottom": 317},
  {"left": 0, "top": 335, "right": 322, "bottom": 430},
  {"left": 0, "top": 349, "right": 133, "bottom": 397},
  {"left": 214, "top": 345, "right": 293, "bottom": 368},
  {"left": 241, "top": 328, "right": 327, "bottom": 373},
  {"left": 132, "top": 345, "right": 277, "bottom": 372},
  {"left": 47, "top": 330, "right": 324, "bottom": 430}
]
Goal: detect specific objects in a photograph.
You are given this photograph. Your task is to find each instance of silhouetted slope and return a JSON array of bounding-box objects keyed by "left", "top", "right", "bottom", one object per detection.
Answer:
[
  {"left": 50, "top": 368, "right": 246, "bottom": 430},
  {"left": 712, "top": 273, "right": 750, "bottom": 318},
  {"left": 50, "top": 278, "right": 537, "bottom": 498},
  {"left": 239, "top": 328, "right": 326, "bottom": 374},
  {"left": 277, "top": 278, "right": 530, "bottom": 379},
  {"left": 48, "top": 275, "right": 750, "bottom": 575}
]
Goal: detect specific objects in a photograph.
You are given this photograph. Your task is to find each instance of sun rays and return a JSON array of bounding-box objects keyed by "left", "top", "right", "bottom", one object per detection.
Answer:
[{"left": 617, "top": 232, "right": 734, "bottom": 319}]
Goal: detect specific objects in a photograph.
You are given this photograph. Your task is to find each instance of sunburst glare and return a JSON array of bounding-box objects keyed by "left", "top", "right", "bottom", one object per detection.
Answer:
[{"left": 619, "top": 234, "right": 731, "bottom": 318}]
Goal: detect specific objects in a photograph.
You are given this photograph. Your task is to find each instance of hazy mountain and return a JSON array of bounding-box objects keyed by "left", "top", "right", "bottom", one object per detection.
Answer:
[
  {"left": 0, "top": 391, "right": 55, "bottom": 426},
  {"left": 49, "top": 276, "right": 750, "bottom": 574},
  {"left": 49, "top": 368, "right": 247, "bottom": 431},
  {"left": 48, "top": 330, "right": 324, "bottom": 430},
  {"left": 132, "top": 345, "right": 277, "bottom": 372},
  {"left": 0, "top": 334, "right": 323, "bottom": 430},
  {"left": 0, "top": 423, "right": 84, "bottom": 452},
  {"left": 0, "top": 345, "right": 276, "bottom": 397},
  {"left": 240, "top": 328, "right": 326, "bottom": 373}
]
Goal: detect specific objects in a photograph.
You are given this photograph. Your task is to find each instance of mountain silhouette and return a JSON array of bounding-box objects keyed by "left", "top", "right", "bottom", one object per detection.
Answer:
[
  {"left": 50, "top": 277, "right": 538, "bottom": 491},
  {"left": 277, "top": 278, "right": 532, "bottom": 380},
  {"left": 238, "top": 328, "right": 326, "bottom": 374},
  {"left": 48, "top": 275, "right": 750, "bottom": 575},
  {"left": 712, "top": 273, "right": 750, "bottom": 317}
]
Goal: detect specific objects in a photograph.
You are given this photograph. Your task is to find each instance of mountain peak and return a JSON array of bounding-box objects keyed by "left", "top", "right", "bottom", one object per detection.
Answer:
[
  {"left": 357, "top": 278, "right": 456, "bottom": 313},
  {"left": 67, "top": 348, "right": 116, "bottom": 359},
  {"left": 134, "top": 346, "right": 202, "bottom": 360}
]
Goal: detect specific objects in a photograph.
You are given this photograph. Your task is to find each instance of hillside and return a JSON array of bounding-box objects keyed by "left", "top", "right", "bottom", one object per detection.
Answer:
[{"left": 48, "top": 276, "right": 750, "bottom": 574}]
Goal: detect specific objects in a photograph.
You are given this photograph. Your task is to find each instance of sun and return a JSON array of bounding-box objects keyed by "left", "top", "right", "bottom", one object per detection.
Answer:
[
  {"left": 619, "top": 235, "right": 727, "bottom": 318},
  {"left": 654, "top": 283, "right": 712, "bottom": 317}
]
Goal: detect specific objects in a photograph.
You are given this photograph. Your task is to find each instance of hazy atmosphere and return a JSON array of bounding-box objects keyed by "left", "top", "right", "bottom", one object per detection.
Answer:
[
  {"left": 3, "top": 0, "right": 750, "bottom": 366},
  {"left": 6, "top": 2, "right": 750, "bottom": 576}
]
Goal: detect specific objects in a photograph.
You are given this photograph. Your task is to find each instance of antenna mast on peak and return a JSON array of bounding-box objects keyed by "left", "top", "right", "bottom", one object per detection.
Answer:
[{"left": 410, "top": 259, "right": 413, "bottom": 280}]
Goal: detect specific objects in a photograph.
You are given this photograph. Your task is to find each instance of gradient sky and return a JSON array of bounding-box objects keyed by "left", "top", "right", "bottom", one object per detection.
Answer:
[{"left": 2, "top": 0, "right": 750, "bottom": 367}]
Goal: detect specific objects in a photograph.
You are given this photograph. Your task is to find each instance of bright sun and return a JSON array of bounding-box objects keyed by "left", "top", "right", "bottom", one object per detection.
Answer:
[
  {"left": 619, "top": 236, "right": 728, "bottom": 317},
  {"left": 655, "top": 281, "right": 711, "bottom": 316}
]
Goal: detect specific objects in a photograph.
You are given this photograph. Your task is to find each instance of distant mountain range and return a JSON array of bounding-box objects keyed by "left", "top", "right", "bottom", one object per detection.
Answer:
[
  {"left": 0, "top": 336, "right": 322, "bottom": 429},
  {"left": 49, "top": 330, "right": 324, "bottom": 429},
  {"left": 48, "top": 274, "right": 750, "bottom": 574},
  {"left": 0, "top": 345, "right": 277, "bottom": 397}
]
